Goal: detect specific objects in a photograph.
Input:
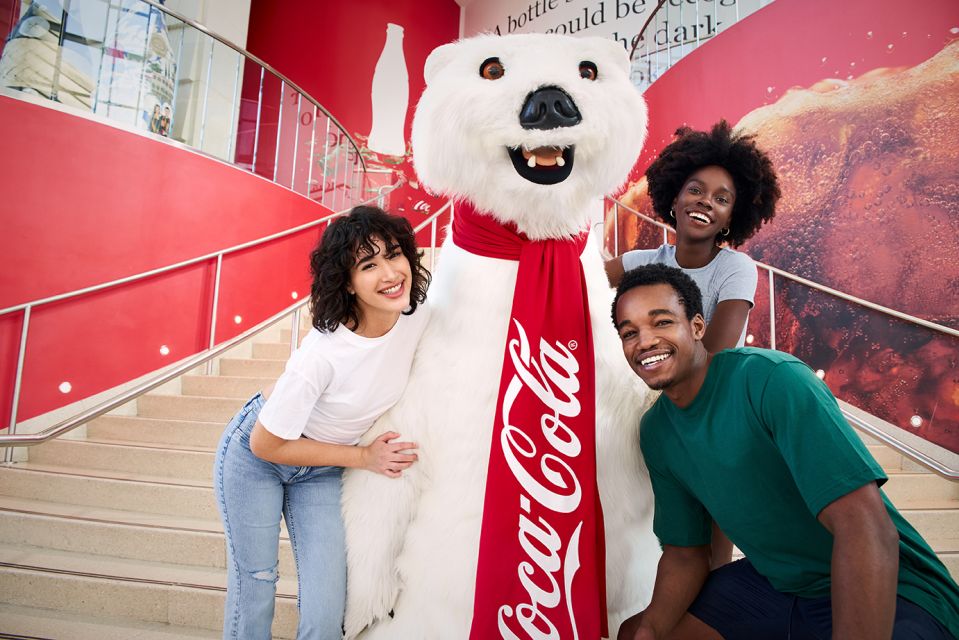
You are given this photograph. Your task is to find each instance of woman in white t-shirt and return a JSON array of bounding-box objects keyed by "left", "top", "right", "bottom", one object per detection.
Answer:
[
  {"left": 606, "top": 121, "right": 781, "bottom": 568},
  {"left": 213, "top": 206, "right": 431, "bottom": 640}
]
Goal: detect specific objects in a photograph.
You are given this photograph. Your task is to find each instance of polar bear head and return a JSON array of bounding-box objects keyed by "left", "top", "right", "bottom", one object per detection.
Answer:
[{"left": 411, "top": 33, "right": 647, "bottom": 240}]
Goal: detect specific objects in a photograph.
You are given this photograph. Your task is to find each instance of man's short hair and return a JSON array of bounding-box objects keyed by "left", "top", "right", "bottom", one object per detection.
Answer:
[{"left": 611, "top": 263, "right": 705, "bottom": 324}]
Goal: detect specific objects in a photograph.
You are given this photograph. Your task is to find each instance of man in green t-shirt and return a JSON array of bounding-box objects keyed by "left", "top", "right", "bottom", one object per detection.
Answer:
[{"left": 613, "top": 263, "right": 958, "bottom": 640}]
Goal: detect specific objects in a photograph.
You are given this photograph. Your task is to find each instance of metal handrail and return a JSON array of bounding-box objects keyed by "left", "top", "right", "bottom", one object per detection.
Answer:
[
  {"left": 0, "top": 174, "right": 404, "bottom": 318},
  {"left": 607, "top": 199, "right": 959, "bottom": 339},
  {"left": 138, "top": 0, "right": 366, "bottom": 172},
  {"left": 607, "top": 197, "right": 959, "bottom": 480},
  {"left": 0, "top": 188, "right": 447, "bottom": 449},
  {"left": 0, "top": 299, "right": 307, "bottom": 447},
  {"left": 0, "top": 179, "right": 404, "bottom": 449}
]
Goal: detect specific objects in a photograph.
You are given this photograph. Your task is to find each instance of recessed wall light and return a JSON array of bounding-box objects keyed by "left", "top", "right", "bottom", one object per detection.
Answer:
[
  {"left": 815, "top": 370, "right": 826, "bottom": 379},
  {"left": 909, "top": 415, "right": 923, "bottom": 428},
  {"left": 159, "top": 345, "right": 170, "bottom": 356},
  {"left": 234, "top": 315, "right": 242, "bottom": 324},
  {"left": 58, "top": 382, "right": 72, "bottom": 394}
]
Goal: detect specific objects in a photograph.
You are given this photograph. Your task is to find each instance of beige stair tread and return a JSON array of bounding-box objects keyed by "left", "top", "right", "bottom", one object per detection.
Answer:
[
  {"left": 0, "top": 542, "right": 297, "bottom": 596},
  {"left": 88, "top": 415, "right": 225, "bottom": 448},
  {"left": 6, "top": 461, "right": 211, "bottom": 488},
  {"left": 73, "top": 436, "right": 216, "bottom": 453},
  {"left": 0, "top": 495, "right": 222, "bottom": 533},
  {"left": 0, "top": 603, "right": 222, "bottom": 639},
  {"left": 0, "top": 494, "right": 289, "bottom": 539}
]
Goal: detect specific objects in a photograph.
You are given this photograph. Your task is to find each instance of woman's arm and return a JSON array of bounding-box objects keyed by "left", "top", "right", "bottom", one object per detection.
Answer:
[
  {"left": 605, "top": 256, "right": 627, "bottom": 287},
  {"left": 701, "top": 299, "right": 751, "bottom": 354},
  {"left": 249, "top": 422, "right": 417, "bottom": 478}
]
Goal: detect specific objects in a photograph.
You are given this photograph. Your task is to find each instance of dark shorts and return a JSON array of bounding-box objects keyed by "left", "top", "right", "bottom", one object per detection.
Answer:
[{"left": 688, "top": 559, "right": 955, "bottom": 640}]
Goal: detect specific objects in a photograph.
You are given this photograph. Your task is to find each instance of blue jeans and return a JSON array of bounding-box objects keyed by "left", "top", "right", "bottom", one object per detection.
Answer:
[{"left": 214, "top": 394, "right": 346, "bottom": 639}]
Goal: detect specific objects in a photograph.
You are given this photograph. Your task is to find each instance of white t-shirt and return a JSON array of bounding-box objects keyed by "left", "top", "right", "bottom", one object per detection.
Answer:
[
  {"left": 622, "top": 244, "right": 758, "bottom": 347},
  {"left": 258, "top": 304, "right": 430, "bottom": 444}
]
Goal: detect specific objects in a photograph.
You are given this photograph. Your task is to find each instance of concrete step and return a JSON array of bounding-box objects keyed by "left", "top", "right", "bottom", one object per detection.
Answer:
[
  {"left": 0, "top": 465, "right": 216, "bottom": 520},
  {"left": 218, "top": 357, "right": 286, "bottom": 378},
  {"left": 0, "top": 602, "right": 222, "bottom": 639},
  {"left": 0, "top": 543, "right": 298, "bottom": 638},
  {"left": 180, "top": 374, "right": 274, "bottom": 399},
  {"left": 0, "top": 498, "right": 295, "bottom": 576},
  {"left": 279, "top": 328, "right": 308, "bottom": 345},
  {"left": 137, "top": 394, "right": 245, "bottom": 423},
  {"left": 941, "top": 553, "right": 959, "bottom": 580},
  {"left": 868, "top": 444, "right": 930, "bottom": 473},
  {"left": 881, "top": 473, "right": 959, "bottom": 505},
  {"left": 27, "top": 439, "right": 214, "bottom": 482},
  {"left": 88, "top": 415, "right": 225, "bottom": 448},
  {"left": 252, "top": 342, "right": 293, "bottom": 360},
  {"left": 897, "top": 507, "right": 959, "bottom": 547}
]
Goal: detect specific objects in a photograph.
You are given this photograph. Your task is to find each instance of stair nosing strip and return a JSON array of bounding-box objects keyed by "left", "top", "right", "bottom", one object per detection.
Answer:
[
  {"left": 2, "top": 464, "right": 210, "bottom": 489},
  {"left": 0, "top": 562, "right": 296, "bottom": 598},
  {"left": 0, "top": 505, "right": 290, "bottom": 540}
]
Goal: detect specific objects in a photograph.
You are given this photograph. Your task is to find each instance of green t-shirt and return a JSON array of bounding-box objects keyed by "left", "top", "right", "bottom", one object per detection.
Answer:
[{"left": 640, "top": 348, "right": 959, "bottom": 637}]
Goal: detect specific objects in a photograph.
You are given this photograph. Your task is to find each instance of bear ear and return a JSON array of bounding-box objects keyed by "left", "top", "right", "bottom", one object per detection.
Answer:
[
  {"left": 585, "top": 37, "right": 631, "bottom": 77},
  {"left": 423, "top": 42, "right": 460, "bottom": 85}
]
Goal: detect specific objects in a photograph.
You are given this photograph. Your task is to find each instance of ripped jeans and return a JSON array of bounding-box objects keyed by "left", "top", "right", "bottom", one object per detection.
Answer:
[{"left": 214, "top": 394, "right": 346, "bottom": 639}]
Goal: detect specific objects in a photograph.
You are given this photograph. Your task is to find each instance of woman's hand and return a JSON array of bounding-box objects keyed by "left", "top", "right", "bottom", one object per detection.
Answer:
[{"left": 361, "top": 431, "right": 418, "bottom": 478}]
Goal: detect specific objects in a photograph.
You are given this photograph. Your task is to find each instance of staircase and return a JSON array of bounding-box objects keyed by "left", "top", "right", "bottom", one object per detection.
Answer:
[{"left": 0, "top": 320, "right": 956, "bottom": 638}]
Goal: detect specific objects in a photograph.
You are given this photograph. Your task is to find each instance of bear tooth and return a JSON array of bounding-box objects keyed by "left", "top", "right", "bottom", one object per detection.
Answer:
[
  {"left": 527, "top": 155, "right": 538, "bottom": 168},
  {"left": 555, "top": 156, "right": 565, "bottom": 167}
]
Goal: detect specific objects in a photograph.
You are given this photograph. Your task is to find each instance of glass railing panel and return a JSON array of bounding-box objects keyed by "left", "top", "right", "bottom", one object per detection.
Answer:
[
  {"left": 0, "top": 0, "right": 367, "bottom": 205},
  {"left": 193, "top": 38, "right": 243, "bottom": 160},
  {"left": 248, "top": 69, "right": 281, "bottom": 181},
  {"left": 271, "top": 81, "right": 299, "bottom": 188},
  {"left": 290, "top": 100, "right": 315, "bottom": 198},
  {"left": 771, "top": 278, "right": 959, "bottom": 456}
]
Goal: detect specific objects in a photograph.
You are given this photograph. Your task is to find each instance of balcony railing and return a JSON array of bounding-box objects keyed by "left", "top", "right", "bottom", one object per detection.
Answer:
[{"left": 0, "top": 0, "right": 388, "bottom": 206}]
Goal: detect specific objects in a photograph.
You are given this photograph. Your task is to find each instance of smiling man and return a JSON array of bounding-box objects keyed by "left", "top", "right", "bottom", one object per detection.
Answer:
[{"left": 612, "top": 263, "right": 959, "bottom": 640}]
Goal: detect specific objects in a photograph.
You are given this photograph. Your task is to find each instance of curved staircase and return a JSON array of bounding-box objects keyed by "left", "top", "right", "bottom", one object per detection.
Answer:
[{"left": 0, "top": 314, "right": 956, "bottom": 638}]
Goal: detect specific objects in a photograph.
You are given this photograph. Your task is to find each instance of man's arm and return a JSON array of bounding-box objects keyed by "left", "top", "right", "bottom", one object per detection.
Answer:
[
  {"left": 817, "top": 482, "right": 899, "bottom": 640},
  {"left": 618, "top": 544, "right": 712, "bottom": 640}
]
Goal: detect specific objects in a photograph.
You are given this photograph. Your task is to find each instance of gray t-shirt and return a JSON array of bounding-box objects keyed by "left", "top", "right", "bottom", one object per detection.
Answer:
[{"left": 621, "top": 244, "right": 758, "bottom": 347}]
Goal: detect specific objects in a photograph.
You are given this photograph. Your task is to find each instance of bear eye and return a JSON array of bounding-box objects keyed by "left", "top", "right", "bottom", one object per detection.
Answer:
[
  {"left": 579, "top": 61, "right": 598, "bottom": 81},
  {"left": 480, "top": 57, "right": 505, "bottom": 80}
]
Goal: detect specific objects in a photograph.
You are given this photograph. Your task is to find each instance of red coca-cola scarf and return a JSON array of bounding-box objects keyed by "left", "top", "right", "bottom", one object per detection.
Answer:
[{"left": 454, "top": 201, "right": 608, "bottom": 640}]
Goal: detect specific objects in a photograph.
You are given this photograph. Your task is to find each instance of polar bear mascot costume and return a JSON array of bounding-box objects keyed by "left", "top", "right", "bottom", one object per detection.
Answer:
[{"left": 342, "top": 33, "right": 660, "bottom": 639}]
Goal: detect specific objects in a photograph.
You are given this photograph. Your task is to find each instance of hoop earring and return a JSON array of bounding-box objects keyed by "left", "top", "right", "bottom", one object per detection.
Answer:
[
  {"left": 669, "top": 208, "right": 676, "bottom": 219},
  {"left": 721, "top": 228, "right": 730, "bottom": 237}
]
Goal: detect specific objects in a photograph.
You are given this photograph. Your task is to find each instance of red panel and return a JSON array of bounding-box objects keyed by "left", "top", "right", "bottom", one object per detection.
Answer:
[
  {"left": 17, "top": 262, "right": 214, "bottom": 421},
  {"left": 241, "top": 0, "right": 460, "bottom": 234},
  {"left": 213, "top": 227, "right": 321, "bottom": 344},
  {"left": 0, "top": 311, "right": 24, "bottom": 431},
  {"left": 0, "top": 96, "right": 342, "bottom": 422},
  {"left": 0, "top": 95, "right": 335, "bottom": 310}
]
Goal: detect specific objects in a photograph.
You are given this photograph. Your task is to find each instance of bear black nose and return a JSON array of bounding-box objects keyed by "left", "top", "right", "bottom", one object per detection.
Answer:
[{"left": 519, "top": 86, "right": 582, "bottom": 130}]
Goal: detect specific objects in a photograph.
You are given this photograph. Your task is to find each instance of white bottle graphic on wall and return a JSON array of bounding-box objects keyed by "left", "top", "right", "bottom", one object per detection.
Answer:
[{"left": 368, "top": 23, "right": 409, "bottom": 157}]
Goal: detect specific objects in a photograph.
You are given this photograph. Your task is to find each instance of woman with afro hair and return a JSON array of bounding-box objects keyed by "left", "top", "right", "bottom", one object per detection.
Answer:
[
  {"left": 606, "top": 120, "right": 780, "bottom": 352},
  {"left": 606, "top": 121, "right": 780, "bottom": 570},
  {"left": 214, "top": 206, "right": 431, "bottom": 639}
]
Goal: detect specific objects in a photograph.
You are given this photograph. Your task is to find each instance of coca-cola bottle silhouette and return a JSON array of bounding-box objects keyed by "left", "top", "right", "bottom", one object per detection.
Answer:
[{"left": 367, "top": 23, "right": 409, "bottom": 157}]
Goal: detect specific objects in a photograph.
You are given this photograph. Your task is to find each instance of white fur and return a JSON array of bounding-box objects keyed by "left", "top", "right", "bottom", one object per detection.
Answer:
[{"left": 342, "top": 34, "right": 660, "bottom": 639}]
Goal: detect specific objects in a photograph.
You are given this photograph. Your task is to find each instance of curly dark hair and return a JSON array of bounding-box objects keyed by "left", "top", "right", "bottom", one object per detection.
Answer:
[
  {"left": 309, "top": 206, "right": 430, "bottom": 332},
  {"left": 645, "top": 120, "right": 780, "bottom": 247},
  {"left": 611, "top": 263, "right": 704, "bottom": 325}
]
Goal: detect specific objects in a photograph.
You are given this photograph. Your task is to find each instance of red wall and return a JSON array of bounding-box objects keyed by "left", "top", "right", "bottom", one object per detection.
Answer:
[
  {"left": 242, "top": 0, "right": 461, "bottom": 236},
  {"left": 0, "top": 96, "right": 333, "bottom": 427}
]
